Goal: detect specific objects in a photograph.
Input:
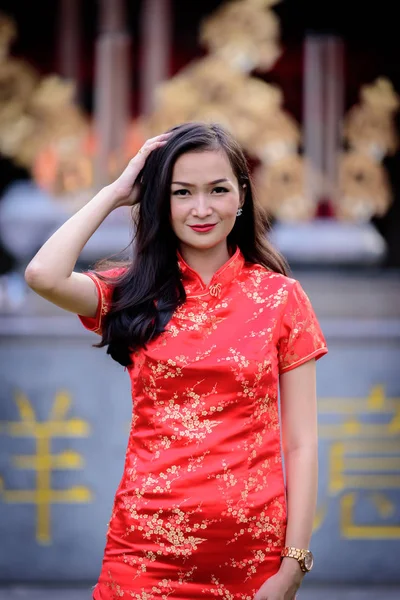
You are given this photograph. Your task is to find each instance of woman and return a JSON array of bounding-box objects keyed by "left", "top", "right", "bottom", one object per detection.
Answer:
[{"left": 25, "top": 122, "right": 328, "bottom": 600}]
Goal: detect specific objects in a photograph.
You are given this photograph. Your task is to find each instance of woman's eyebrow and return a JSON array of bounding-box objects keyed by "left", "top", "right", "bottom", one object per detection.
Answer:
[{"left": 171, "top": 178, "right": 229, "bottom": 186}]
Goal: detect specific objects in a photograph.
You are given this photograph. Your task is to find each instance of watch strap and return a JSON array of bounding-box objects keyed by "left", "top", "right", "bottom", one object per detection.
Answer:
[
  {"left": 281, "top": 546, "right": 308, "bottom": 561},
  {"left": 281, "top": 546, "right": 311, "bottom": 572}
]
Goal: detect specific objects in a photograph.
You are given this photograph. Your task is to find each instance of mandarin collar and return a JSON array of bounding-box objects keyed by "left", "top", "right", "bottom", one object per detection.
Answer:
[{"left": 177, "top": 247, "right": 245, "bottom": 298}]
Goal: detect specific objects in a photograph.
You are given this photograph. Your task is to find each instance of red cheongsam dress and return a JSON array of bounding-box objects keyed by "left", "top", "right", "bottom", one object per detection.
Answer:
[{"left": 78, "top": 248, "right": 328, "bottom": 600}]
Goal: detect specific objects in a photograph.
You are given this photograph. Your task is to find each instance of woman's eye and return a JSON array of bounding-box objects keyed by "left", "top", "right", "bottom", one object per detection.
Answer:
[
  {"left": 173, "top": 189, "right": 190, "bottom": 196},
  {"left": 212, "top": 187, "right": 229, "bottom": 194}
]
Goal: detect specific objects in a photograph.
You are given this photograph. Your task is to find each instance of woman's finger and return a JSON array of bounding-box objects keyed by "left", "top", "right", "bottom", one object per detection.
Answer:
[
  {"left": 143, "top": 132, "right": 172, "bottom": 147},
  {"left": 137, "top": 139, "right": 168, "bottom": 156},
  {"left": 124, "top": 133, "right": 171, "bottom": 168}
]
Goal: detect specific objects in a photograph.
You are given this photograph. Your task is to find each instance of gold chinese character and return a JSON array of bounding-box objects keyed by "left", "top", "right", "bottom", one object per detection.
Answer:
[
  {"left": 315, "top": 385, "right": 400, "bottom": 539},
  {"left": 0, "top": 390, "right": 92, "bottom": 544}
]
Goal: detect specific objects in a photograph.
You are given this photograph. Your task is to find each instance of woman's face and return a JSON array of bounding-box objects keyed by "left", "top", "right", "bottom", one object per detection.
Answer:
[{"left": 170, "top": 150, "right": 243, "bottom": 254}]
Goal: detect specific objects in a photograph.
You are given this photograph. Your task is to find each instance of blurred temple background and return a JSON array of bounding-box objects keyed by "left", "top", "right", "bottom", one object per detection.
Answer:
[{"left": 0, "top": 0, "right": 399, "bottom": 597}]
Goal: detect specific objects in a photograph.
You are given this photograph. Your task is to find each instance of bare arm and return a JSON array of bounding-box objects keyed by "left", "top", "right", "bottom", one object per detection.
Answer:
[
  {"left": 25, "top": 186, "right": 121, "bottom": 317},
  {"left": 25, "top": 134, "right": 171, "bottom": 317},
  {"left": 279, "top": 359, "right": 318, "bottom": 575}
]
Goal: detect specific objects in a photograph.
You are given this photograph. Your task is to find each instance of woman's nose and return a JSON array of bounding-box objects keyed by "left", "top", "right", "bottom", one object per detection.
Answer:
[{"left": 192, "top": 194, "right": 212, "bottom": 217}]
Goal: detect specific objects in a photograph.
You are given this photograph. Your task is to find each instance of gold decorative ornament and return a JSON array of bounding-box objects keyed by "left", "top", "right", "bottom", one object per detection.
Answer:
[
  {"left": 0, "top": 15, "right": 91, "bottom": 187},
  {"left": 360, "top": 77, "right": 400, "bottom": 114},
  {"left": 336, "top": 151, "right": 392, "bottom": 221},
  {"left": 251, "top": 110, "right": 301, "bottom": 163},
  {"left": 343, "top": 77, "right": 399, "bottom": 159},
  {"left": 339, "top": 77, "right": 398, "bottom": 221},
  {"left": 344, "top": 104, "right": 398, "bottom": 160},
  {"left": 200, "top": 0, "right": 282, "bottom": 72},
  {"left": 0, "top": 59, "right": 38, "bottom": 125},
  {"left": 254, "top": 155, "right": 316, "bottom": 222}
]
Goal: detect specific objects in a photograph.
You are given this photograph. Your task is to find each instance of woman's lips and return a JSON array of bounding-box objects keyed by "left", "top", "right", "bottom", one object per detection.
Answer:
[{"left": 189, "top": 224, "right": 217, "bottom": 233}]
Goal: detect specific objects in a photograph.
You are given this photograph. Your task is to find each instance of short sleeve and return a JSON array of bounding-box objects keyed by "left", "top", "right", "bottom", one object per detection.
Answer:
[
  {"left": 278, "top": 280, "right": 328, "bottom": 374},
  {"left": 77, "top": 268, "right": 125, "bottom": 335}
]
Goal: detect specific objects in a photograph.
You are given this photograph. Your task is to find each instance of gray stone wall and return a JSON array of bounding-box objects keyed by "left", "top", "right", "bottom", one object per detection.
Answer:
[{"left": 1, "top": 272, "right": 399, "bottom": 583}]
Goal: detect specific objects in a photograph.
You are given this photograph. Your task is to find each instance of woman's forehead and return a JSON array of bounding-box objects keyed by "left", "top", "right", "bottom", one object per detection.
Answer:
[{"left": 172, "top": 150, "right": 235, "bottom": 182}]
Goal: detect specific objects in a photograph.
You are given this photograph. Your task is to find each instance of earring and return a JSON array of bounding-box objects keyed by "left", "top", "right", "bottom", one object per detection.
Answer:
[{"left": 237, "top": 208, "right": 243, "bottom": 217}]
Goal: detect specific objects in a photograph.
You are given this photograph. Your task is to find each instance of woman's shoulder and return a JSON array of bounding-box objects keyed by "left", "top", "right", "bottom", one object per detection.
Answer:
[
  {"left": 244, "top": 262, "right": 297, "bottom": 289},
  {"left": 92, "top": 264, "right": 128, "bottom": 282},
  {"left": 81, "top": 264, "right": 128, "bottom": 299},
  {"left": 241, "top": 264, "right": 312, "bottom": 317}
]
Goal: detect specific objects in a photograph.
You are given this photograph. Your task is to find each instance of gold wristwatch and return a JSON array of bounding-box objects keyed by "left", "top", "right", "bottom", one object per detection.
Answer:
[{"left": 281, "top": 547, "right": 314, "bottom": 573}]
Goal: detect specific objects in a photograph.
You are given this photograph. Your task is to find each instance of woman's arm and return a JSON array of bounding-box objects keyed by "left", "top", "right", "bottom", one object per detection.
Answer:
[
  {"left": 279, "top": 359, "right": 318, "bottom": 574},
  {"left": 25, "top": 185, "right": 120, "bottom": 317},
  {"left": 254, "top": 362, "right": 318, "bottom": 600},
  {"left": 25, "top": 133, "right": 170, "bottom": 317}
]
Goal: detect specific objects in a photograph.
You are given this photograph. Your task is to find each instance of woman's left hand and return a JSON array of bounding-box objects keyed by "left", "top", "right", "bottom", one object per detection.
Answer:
[{"left": 253, "top": 560, "right": 304, "bottom": 600}]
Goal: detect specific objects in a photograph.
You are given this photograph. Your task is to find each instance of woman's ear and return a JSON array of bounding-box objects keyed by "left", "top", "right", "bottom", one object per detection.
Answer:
[{"left": 240, "top": 183, "right": 247, "bottom": 207}]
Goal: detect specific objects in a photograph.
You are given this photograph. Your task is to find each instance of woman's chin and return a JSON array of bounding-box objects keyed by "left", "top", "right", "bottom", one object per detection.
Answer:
[
  {"left": 185, "top": 235, "right": 226, "bottom": 251},
  {"left": 179, "top": 225, "right": 236, "bottom": 251}
]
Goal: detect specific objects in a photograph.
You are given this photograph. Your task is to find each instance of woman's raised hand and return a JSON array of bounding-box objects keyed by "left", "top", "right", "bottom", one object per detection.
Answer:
[{"left": 111, "top": 132, "right": 171, "bottom": 207}]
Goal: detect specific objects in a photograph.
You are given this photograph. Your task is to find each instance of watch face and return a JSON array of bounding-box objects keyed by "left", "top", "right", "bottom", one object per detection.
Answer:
[{"left": 304, "top": 551, "right": 314, "bottom": 571}]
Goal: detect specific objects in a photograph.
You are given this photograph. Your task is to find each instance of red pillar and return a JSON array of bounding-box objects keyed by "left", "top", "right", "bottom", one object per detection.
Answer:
[
  {"left": 57, "top": 0, "right": 80, "bottom": 95},
  {"left": 140, "top": 0, "right": 172, "bottom": 116},
  {"left": 94, "top": 0, "right": 131, "bottom": 188}
]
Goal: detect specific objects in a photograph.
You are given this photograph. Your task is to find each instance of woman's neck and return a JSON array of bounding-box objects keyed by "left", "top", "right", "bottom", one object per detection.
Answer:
[{"left": 179, "top": 243, "right": 231, "bottom": 286}]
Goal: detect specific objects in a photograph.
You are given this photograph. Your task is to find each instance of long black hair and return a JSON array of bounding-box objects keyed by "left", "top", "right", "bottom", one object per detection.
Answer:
[{"left": 95, "top": 122, "right": 288, "bottom": 366}]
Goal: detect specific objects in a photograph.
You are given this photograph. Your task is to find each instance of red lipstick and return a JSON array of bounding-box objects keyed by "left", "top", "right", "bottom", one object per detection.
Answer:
[{"left": 189, "top": 224, "right": 216, "bottom": 233}]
